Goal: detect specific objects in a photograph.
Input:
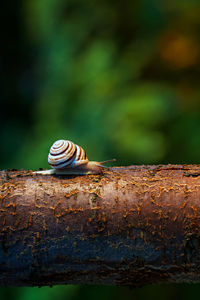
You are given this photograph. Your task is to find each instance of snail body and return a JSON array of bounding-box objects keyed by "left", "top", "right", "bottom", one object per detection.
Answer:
[{"left": 34, "top": 139, "right": 115, "bottom": 175}]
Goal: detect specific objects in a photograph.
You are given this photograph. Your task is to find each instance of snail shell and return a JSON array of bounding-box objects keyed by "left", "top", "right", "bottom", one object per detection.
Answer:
[
  {"left": 48, "top": 140, "right": 88, "bottom": 169},
  {"left": 34, "top": 139, "right": 115, "bottom": 175}
]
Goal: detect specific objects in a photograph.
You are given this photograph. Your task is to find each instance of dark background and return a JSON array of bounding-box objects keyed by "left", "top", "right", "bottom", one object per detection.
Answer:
[{"left": 1, "top": 0, "right": 200, "bottom": 299}]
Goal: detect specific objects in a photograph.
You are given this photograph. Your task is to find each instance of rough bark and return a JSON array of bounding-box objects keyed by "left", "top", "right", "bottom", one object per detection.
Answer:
[{"left": 1, "top": 165, "right": 200, "bottom": 287}]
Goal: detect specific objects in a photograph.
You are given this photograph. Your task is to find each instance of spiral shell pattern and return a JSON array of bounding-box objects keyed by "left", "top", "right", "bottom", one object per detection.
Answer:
[{"left": 48, "top": 140, "right": 88, "bottom": 169}]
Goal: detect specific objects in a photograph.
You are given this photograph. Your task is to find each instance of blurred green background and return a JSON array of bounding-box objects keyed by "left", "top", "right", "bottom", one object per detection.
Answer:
[{"left": 1, "top": 0, "right": 200, "bottom": 299}]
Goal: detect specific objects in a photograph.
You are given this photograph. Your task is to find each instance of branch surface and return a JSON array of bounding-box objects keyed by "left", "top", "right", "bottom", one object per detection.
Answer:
[{"left": 1, "top": 165, "right": 200, "bottom": 287}]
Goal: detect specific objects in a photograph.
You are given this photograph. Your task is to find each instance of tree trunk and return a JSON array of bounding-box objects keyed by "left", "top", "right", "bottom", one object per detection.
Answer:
[{"left": 1, "top": 165, "right": 200, "bottom": 287}]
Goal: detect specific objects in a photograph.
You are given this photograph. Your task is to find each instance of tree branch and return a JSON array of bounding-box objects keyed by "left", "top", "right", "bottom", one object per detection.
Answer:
[{"left": 1, "top": 165, "right": 200, "bottom": 287}]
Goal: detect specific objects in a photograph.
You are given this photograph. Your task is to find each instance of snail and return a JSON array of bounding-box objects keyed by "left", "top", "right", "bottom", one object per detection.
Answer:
[{"left": 34, "top": 139, "right": 115, "bottom": 175}]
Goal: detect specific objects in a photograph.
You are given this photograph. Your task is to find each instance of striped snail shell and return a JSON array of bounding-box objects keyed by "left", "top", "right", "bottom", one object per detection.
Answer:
[
  {"left": 34, "top": 139, "right": 115, "bottom": 175},
  {"left": 48, "top": 140, "right": 88, "bottom": 169}
]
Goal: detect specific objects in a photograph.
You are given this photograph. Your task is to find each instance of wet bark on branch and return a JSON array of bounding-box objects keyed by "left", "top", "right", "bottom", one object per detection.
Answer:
[{"left": 1, "top": 165, "right": 200, "bottom": 287}]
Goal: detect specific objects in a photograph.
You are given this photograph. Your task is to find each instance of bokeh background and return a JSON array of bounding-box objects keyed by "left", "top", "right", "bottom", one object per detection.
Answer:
[{"left": 1, "top": 0, "right": 200, "bottom": 299}]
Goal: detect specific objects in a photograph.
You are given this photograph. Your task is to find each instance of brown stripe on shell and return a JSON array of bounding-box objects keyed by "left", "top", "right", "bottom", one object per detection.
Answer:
[
  {"left": 77, "top": 146, "right": 87, "bottom": 161},
  {"left": 52, "top": 147, "right": 77, "bottom": 168},
  {"left": 50, "top": 144, "right": 70, "bottom": 156},
  {"left": 50, "top": 141, "right": 70, "bottom": 156},
  {"left": 54, "top": 142, "right": 74, "bottom": 161}
]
